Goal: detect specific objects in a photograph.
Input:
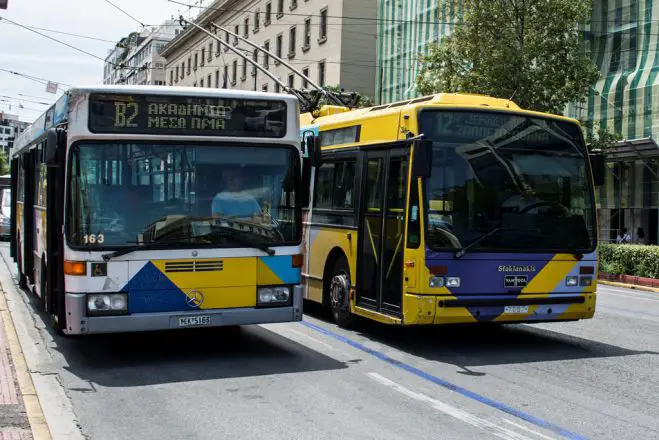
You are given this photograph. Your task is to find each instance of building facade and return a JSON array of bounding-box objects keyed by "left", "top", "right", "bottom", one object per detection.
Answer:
[
  {"left": 161, "top": 0, "right": 377, "bottom": 99},
  {"left": 376, "top": 0, "right": 462, "bottom": 104},
  {"left": 0, "top": 113, "right": 28, "bottom": 160},
  {"left": 103, "top": 19, "right": 182, "bottom": 86}
]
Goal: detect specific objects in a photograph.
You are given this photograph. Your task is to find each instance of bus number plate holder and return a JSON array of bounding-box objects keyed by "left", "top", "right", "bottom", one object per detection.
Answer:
[
  {"left": 178, "top": 316, "right": 212, "bottom": 327},
  {"left": 504, "top": 306, "right": 529, "bottom": 314}
]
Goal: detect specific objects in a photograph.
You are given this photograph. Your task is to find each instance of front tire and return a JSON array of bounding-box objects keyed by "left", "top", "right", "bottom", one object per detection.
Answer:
[{"left": 328, "top": 258, "right": 357, "bottom": 328}]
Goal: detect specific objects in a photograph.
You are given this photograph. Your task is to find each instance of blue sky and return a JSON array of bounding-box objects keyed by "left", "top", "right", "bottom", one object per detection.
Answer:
[{"left": 0, "top": 0, "right": 194, "bottom": 121}]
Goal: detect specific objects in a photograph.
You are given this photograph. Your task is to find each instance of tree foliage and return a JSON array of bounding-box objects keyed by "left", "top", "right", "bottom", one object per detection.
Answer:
[
  {"left": 416, "top": 0, "right": 600, "bottom": 115},
  {"left": 584, "top": 123, "right": 623, "bottom": 152},
  {"left": 0, "top": 150, "right": 8, "bottom": 175}
]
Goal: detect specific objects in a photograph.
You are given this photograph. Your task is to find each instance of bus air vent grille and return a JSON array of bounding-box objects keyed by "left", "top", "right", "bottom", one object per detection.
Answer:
[{"left": 165, "top": 260, "right": 224, "bottom": 273}]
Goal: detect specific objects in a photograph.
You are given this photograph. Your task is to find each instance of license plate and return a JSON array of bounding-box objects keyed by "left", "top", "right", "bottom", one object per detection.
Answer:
[
  {"left": 504, "top": 306, "right": 529, "bottom": 314},
  {"left": 178, "top": 315, "right": 212, "bottom": 327}
]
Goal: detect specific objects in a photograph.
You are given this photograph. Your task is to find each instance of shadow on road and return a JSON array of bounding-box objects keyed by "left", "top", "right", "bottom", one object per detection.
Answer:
[
  {"left": 303, "top": 300, "right": 658, "bottom": 373},
  {"left": 51, "top": 324, "right": 348, "bottom": 388}
]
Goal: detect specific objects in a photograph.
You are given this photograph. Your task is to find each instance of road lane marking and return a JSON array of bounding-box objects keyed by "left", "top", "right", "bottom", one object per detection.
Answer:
[
  {"left": 598, "top": 305, "right": 659, "bottom": 320},
  {"left": 599, "top": 291, "right": 659, "bottom": 302},
  {"left": 599, "top": 290, "right": 659, "bottom": 301},
  {"left": 301, "top": 320, "right": 587, "bottom": 440},
  {"left": 283, "top": 328, "right": 337, "bottom": 351},
  {"left": 368, "top": 372, "right": 541, "bottom": 440},
  {"left": 504, "top": 419, "right": 558, "bottom": 440}
]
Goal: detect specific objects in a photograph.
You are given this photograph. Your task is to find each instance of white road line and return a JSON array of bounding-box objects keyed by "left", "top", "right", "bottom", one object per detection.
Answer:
[
  {"left": 282, "top": 327, "right": 337, "bottom": 351},
  {"left": 599, "top": 287, "right": 659, "bottom": 300},
  {"left": 599, "top": 291, "right": 659, "bottom": 302},
  {"left": 368, "top": 372, "right": 544, "bottom": 440},
  {"left": 503, "top": 419, "right": 558, "bottom": 440}
]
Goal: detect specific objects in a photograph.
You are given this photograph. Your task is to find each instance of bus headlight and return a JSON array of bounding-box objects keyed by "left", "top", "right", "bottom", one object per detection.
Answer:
[
  {"left": 257, "top": 287, "right": 291, "bottom": 306},
  {"left": 429, "top": 276, "right": 445, "bottom": 288},
  {"left": 446, "top": 277, "right": 461, "bottom": 288},
  {"left": 87, "top": 293, "right": 128, "bottom": 315},
  {"left": 565, "top": 276, "right": 579, "bottom": 287}
]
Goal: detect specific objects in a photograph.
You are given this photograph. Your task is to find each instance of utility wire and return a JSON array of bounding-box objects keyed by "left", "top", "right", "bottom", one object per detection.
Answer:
[
  {"left": 0, "top": 17, "right": 110, "bottom": 64},
  {"left": 0, "top": 20, "right": 116, "bottom": 43},
  {"left": 0, "top": 67, "right": 73, "bottom": 88},
  {"left": 103, "top": 0, "right": 146, "bottom": 28},
  {"left": 0, "top": 95, "right": 52, "bottom": 106}
]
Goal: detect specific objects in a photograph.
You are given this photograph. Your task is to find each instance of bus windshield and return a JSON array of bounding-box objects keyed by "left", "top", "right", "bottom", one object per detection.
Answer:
[
  {"left": 419, "top": 110, "right": 596, "bottom": 253},
  {"left": 67, "top": 143, "right": 300, "bottom": 248}
]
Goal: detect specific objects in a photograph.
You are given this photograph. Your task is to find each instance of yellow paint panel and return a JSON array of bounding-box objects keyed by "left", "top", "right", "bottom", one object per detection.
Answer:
[
  {"left": 257, "top": 259, "right": 282, "bottom": 285},
  {"left": 434, "top": 305, "right": 479, "bottom": 324},
  {"left": 522, "top": 255, "right": 578, "bottom": 296},
  {"left": 352, "top": 306, "right": 401, "bottom": 325},
  {"left": 152, "top": 258, "right": 257, "bottom": 289},
  {"left": 403, "top": 294, "right": 435, "bottom": 325},
  {"left": 197, "top": 286, "right": 257, "bottom": 309},
  {"left": 305, "top": 278, "right": 324, "bottom": 303},
  {"left": 307, "top": 227, "right": 358, "bottom": 305}
]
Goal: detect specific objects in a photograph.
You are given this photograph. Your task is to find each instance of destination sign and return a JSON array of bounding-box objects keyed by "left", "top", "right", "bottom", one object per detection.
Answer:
[
  {"left": 88, "top": 93, "right": 287, "bottom": 138},
  {"left": 420, "top": 111, "right": 578, "bottom": 145}
]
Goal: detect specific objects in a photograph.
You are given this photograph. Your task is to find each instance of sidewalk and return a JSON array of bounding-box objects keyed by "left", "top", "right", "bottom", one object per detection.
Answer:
[{"left": 0, "top": 284, "right": 50, "bottom": 440}]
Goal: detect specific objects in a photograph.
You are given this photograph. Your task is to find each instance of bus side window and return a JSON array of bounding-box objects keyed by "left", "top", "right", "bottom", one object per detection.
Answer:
[
  {"left": 314, "top": 163, "right": 335, "bottom": 208},
  {"left": 407, "top": 178, "right": 421, "bottom": 249}
]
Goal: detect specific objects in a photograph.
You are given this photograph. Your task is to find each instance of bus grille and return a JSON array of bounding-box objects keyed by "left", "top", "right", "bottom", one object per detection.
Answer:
[{"left": 165, "top": 260, "right": 224, "bottom": 273}]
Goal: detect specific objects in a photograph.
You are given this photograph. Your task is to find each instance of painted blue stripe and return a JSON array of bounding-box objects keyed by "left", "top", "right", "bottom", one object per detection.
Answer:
[{"left": 301, "top": 320, "right": 588, "bottom": 440}]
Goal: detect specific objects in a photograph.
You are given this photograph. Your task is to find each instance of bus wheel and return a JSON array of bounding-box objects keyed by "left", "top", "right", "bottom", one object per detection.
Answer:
[{"left": 328, "top": 258, "right": 357, "bottom": 328}]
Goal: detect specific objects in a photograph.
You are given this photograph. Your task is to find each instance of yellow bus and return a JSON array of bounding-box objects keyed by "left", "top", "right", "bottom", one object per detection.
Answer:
[{"left": 300, "top": 93, "right": 605, "bottom": 327}]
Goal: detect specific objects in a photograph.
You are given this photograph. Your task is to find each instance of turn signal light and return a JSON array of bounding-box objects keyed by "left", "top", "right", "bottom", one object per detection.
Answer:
[
  {"left": 429, "top": 265, "right": 448, "bottom": 275},
  {"left": 64, "top": 261, "right": 87, "bottom": 276},
  {"left": 292, "top": 254, "right": 303, "bottom": 268}
]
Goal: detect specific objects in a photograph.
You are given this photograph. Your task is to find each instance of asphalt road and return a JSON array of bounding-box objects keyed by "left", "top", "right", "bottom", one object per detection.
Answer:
[{"left": 1, "top": 243, "right": 657, "bottom": 440}]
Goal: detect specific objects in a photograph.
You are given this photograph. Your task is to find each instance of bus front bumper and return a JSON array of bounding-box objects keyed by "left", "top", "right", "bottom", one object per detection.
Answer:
[{"left": 63, "top": 286, "right": 303, "bottom": 335}]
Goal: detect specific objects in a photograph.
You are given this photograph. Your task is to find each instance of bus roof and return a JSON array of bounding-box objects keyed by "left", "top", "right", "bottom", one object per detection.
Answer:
[
  {"left": 12, "top": 85, "right": 299, "bottom": 157},
  {"left": 301, "top": 93, "right": 579, "bottom": 129}
]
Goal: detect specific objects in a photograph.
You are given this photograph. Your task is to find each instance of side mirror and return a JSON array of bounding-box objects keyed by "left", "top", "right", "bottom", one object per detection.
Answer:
[
  {"left": 589, "top": 150, "right": 605, "bottom": 187},
  {"left": 412, "top": 139, "right": 433, "bottom": 178},
  {"left": 298, "top": 158, "right": 312, "bottom": 208},
  {"left": 45, "top": 128, "right": 60, "bottom": 166},
  {"left": 302, "top": 130, "right": 322, "bottom": 168}
]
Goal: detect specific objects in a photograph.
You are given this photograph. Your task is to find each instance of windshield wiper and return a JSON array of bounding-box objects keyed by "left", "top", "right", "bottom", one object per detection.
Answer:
[
  {"left": 455, "top": 227, "right": 587, "bottom": 260},
  {"left": 454, "top": 227, "right": 511, "bottom": 259},
  {"left": 102, "top": 238, "right": 193, "bottom": 261},
  {"left": 195, "top": 227, "right": 276, "bottom": 256}
]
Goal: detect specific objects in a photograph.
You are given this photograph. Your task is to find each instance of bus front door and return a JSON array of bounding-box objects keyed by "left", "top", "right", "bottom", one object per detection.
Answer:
[{"left": 357, "top": 148, "right": 408, "bottom": 317}]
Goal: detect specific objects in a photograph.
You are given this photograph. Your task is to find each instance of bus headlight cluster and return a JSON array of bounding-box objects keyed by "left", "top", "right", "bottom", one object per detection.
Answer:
[
  {"left": 429, "top": 277, "right": 461, "bottom": 288},
  {"left": 257, "top": 287, "right": 291, "bottom": 306},
  {"left": 87, "top": 293, "right": 128, "bottom": 315},
  {"left": 566, "top": 276, "right": 592, "bottom": 287}
]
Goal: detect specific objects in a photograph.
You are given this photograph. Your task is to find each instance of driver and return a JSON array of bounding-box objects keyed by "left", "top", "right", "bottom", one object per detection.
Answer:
[{"left": 212, "top": 165, "right": 262, "bottom": 219}]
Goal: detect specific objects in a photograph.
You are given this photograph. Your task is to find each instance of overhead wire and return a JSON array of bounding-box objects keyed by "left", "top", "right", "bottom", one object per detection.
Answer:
[
  {"left": 102, "top": 0, "right": 147, "bottom": 28},
  {"left": 0, "top": 67, "right": 73, "bottom": 88},
  {"left": 0, "top": 20, "right": 117, "bottom": 43}
]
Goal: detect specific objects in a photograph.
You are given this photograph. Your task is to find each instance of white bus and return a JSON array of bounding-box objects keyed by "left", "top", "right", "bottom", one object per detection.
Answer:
[{"left": 10, "top": 86, "right": 317, "bottom": 335}]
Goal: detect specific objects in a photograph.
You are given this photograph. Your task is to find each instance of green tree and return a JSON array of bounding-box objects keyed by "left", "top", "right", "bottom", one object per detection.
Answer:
[
  {"left": 0, "top": 150, "right": 8, "bottom": 175},
  {"left": 416, "top": 0, "right": 600, "bottom": 115},
  {"left": 583, "top": 122, "right": 622, "bottom": 152}
]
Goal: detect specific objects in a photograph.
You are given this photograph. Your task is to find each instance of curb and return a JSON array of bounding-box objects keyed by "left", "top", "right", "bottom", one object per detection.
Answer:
[
  {"left": 598, "top": 279, "right": 659, "bottom": 294},
  {"left": 0, "top": 289, "right": 52, "bottom": 440}
]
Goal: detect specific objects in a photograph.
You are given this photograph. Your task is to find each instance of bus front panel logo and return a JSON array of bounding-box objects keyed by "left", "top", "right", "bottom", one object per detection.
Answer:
[{"left": 185, "top": 290, "right": 204, "bottom": 308}]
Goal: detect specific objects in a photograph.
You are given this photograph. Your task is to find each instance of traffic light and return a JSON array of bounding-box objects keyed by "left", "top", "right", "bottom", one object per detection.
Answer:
[{"left": 0, "top": 0, "right": 7, "bottom": 10}]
